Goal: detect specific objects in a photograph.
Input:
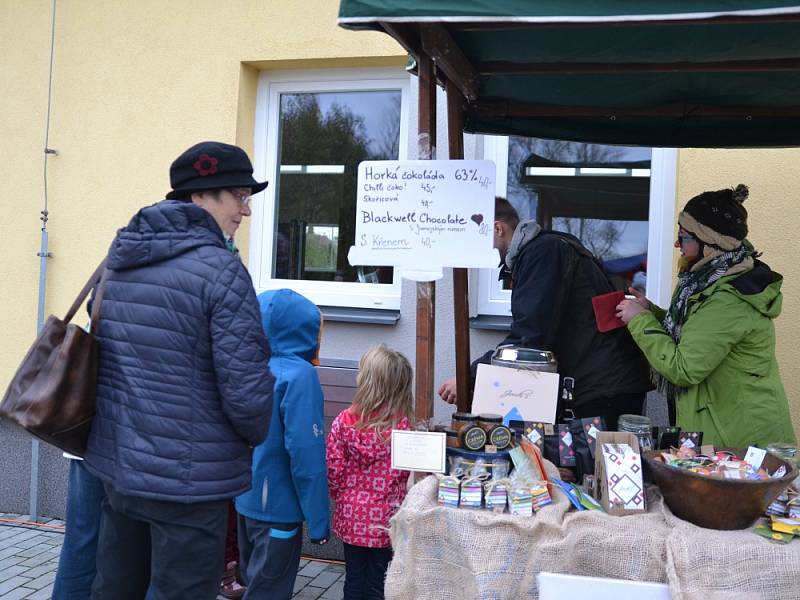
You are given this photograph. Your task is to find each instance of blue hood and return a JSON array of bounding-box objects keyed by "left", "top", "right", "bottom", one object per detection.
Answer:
[
  {"left": 258, "top": 289, "right": 320, "bottom": 362},
  {"left": 107, "top": 200, "right": 225, "bottom": 270}
]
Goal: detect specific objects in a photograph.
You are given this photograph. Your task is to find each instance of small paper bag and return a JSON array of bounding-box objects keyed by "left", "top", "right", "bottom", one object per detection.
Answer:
[{"left": 594, "top": 432, "right": 646, "bottom": 516}]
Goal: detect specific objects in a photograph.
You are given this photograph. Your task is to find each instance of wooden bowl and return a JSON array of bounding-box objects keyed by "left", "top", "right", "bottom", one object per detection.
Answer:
[{"left": 643, "top": 447, "right": 797, "bottom": 530}]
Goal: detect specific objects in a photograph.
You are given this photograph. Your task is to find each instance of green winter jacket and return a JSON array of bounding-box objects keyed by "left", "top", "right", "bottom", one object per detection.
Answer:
[{"left": 627, "top": 261, "right": 796, "bottom": 448}]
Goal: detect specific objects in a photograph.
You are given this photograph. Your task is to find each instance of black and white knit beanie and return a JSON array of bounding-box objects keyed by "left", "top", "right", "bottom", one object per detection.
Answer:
[{"left": 678, "top": 184, "right": 749, "bottom": 251}]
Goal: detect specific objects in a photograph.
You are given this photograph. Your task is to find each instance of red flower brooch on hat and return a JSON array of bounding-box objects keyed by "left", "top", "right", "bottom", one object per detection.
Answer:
[{"left": 193, "top": 154, "right": 218, "bottom": 176}]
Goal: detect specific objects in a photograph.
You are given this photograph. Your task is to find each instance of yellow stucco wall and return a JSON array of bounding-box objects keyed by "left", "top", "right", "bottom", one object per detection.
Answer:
[
  {"left": 2, "top": 2, "right": 798, "bottom": 442},
  {"left": 678, "top": 149, "right": 800, "bottom": 440},
  {"left": 0, "top": 0, "right": 404, "bottom": 391}
]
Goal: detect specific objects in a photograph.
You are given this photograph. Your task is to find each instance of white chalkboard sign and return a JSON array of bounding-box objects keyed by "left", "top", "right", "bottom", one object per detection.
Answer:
[{"left": 347, "top": 160, "right": 499, "bottom": 279}]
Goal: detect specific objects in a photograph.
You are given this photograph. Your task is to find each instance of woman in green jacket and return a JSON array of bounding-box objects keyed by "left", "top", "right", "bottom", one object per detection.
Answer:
[{"left": 617, "top": 184, "right": 796, "bottom": 448}]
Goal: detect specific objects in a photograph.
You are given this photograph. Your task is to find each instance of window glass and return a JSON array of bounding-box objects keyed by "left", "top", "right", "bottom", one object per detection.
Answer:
[
  {"left": 273, "top": 90, "right": 401, "bottom": 284},
  {"left": 506, "top": 136, "right": 652, "bottom": 291}
]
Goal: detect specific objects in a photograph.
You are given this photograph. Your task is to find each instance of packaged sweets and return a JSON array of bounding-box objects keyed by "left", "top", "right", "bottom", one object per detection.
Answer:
[
  {"left": 437, "top": 476, "right": 461, "bottom": 507},
  {"left": 509, "top": 485, "right": 533, "bottom": 516},
  {"left": 531, "top": 483, "right": 552, "bottom": 512},
  {"left": 459, "top": 460, "right": 489, "bottom": 509},
  {"left": 460, "top": 478, "right": 483, "bottom": 508},
  {"left": 484, "top": 461, "right": 510, "bottom": 513}
]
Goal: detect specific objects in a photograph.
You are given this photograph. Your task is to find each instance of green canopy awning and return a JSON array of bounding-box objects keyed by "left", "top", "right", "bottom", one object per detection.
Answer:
[{"left": 338, "top": 1, "right": 800, "bottom": 147}]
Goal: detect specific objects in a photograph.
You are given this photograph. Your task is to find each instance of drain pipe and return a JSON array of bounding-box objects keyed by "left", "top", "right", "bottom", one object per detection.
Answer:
[{"left": 30, "top": 0, "right": 58, "bottom": 523}]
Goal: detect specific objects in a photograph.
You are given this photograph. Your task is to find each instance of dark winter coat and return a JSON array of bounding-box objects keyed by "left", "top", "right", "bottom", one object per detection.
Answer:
[
  {"left": 476, "top": 222, "right": 651, "bottom": 409},
  {"left": 83, "top": 200, "right": 275, "bottom": 503}
]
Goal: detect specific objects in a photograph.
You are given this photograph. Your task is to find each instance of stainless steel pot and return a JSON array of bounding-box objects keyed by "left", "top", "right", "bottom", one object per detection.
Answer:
[{"left": 490, "top": 345, "right": 558, "bottom": 373}]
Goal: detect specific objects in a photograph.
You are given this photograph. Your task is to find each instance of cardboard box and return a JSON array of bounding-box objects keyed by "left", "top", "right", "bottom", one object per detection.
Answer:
[{"left": 594, "top": 432, "right": 646, "bottom": 516}]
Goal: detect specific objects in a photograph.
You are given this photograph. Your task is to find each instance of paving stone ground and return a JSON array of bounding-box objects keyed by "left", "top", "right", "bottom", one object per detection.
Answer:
[{"left": 0, "top": 515, "right": 344, "bottom": 600}]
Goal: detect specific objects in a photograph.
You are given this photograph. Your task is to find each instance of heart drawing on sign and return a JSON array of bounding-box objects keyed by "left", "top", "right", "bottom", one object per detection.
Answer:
[{"left": 471, "top": 214, "right": 484, "bottom": 225}]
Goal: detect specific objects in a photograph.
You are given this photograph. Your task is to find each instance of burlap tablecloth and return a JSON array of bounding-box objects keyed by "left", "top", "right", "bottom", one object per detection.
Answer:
[{"left": 386, "top": 462, "right": 800, "bottom": 599}]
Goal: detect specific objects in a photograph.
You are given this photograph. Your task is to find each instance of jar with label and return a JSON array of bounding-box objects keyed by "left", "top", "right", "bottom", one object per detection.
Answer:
[
  {"left": 488, "top": 425, "right": 513, "bottom": 450},
  {"left": 444, "top": 427, "right": 461, "bottom": 448},
  {"left": 460, "top": 425, "right": 487, "bottom": 451},
  {"left": 617, "top": 414, "right": 654, "bottom": 453},
  {"left": 477, "top": 413, "right": 503, "bottom": 433},
  {"left": 451, "top": 412, "right": 478, "bottom": 433}
]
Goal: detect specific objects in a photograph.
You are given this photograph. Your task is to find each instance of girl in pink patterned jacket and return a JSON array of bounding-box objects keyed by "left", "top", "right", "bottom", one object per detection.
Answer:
[{"left": 326, "top": 345, "right": 413, "bottom": 600}]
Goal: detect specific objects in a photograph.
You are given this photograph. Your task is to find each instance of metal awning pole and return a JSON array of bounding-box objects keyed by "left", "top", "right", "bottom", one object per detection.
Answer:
[
  {"left": 414, "top": 49, "right": 436, "bottom": 425},
  {"left": 445, "top": 77, "right": 472, "bottom": 413},
  {"left": 31, "top": 220, "right": 51, "bottom": 522},
  {"left": 31, "top": 0, "right": 59, "bottom": 523}
]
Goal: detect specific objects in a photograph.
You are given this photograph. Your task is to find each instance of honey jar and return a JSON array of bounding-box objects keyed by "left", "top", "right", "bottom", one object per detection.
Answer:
[
  {"left": 444, "top": 427, "right": 460, "bottom": 448},
  {"left": 451, "top": 412, "right": 478, "bottom": 433},
  {"left": 488, "top": 425, "right": 513, "bottom": 450},
  {"left": 460, "top": 425, "right": 487, "bottom": 451},
  {"left": 477, "top": 413, "right": 503, "bottom": 433}
]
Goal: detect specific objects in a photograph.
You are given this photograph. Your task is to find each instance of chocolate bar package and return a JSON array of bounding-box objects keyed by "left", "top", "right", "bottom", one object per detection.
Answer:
[
  {"left": 508, "top": 420, "right": 551, "bottom": 449},
  {"left": 558, "top": 424, "right": 576, "bottom": 467},
  {"left": 678, "top": 431, "right": 703, "bottom": 450},
  {"left": 569, "top": 416, "right": 605, "bottom": 478}
]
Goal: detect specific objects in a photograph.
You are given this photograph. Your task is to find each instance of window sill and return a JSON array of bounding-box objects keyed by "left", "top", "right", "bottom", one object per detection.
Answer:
[
  {"left": 319, "top": 306, "right": 400, "bottom": 325},
  {"left": 469, "top": 315, "right": 512, "bottom": 331},
  {"left": 318, "top": 357, "right": 359, "bottom": 369}
]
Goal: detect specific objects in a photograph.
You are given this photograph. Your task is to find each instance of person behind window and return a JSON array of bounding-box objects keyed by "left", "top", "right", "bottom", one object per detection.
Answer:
[
  {"left": 326, "top": 345, "right": 414, "bottom": 600},
  {"left": 631, "top": 270, "right": 647, "bottom": 293},
  {"left": 235, "top": 288, "right": 330, "bottom": 600},
  {"left": 439, "top": 197, "right": 652, "bottom": 430},
  {"left": 83, "top": 141, "right": 275, "bottom": 599},
  {"left": 617, "top": 185, "right": 796, "bottom": 447}
]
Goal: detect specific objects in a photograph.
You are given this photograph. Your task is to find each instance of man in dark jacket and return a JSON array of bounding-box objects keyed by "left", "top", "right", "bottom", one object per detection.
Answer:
[
  {"left": 84, "top": 141, "right": 276, "bottom": 600},
  {"left": 440, "top": 198, "right": 651, "bottom": 429}
]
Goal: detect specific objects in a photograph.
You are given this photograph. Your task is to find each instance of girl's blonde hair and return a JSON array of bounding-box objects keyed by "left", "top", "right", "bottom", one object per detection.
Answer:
[{"left": 351, "top": 344, "right": 414, "bottom": 431}]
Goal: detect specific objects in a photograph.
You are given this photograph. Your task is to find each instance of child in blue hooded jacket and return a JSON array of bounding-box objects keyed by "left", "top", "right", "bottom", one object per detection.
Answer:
[{"left": 235, "top": 289, "right": 330, "bottom": 600}]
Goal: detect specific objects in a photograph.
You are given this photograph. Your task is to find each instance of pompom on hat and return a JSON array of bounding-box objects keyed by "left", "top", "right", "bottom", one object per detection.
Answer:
[
  {"left": 166, "top": 141, "right": 268, "bottom": 200},
  {"left": 678, "top": 184, "right": 749, "bottom": 251}
]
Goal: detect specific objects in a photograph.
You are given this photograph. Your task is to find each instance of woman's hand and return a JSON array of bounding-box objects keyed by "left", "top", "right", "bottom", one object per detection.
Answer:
[
  {"left": 616, "top": 298, "right": 648, "bottom": 324},
  {"left": 626, "top": 286, "right": 651, "bottom": 310}
]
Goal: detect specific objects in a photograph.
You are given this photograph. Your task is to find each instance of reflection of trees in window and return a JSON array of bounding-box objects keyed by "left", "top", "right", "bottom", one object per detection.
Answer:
[
  {"left": 551, "top": 218, "right": 628, "bottom": 260},
  {"left": 372, "top": 93, "right": 401, "bottom": 160},
  {"left": 276, "top": 92, "right": 400, "bottom": 283},
  {"left": 508, "top": 136, "right": 646, "bottom": 262},
  {"left": 304, "top": 226, "right": 338, "bottom": 272},
  {"left": 507, "top": 137, "right": 626, "bottom": 216}
]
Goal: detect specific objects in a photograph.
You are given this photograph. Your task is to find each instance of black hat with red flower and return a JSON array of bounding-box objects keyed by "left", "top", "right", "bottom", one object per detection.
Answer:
[{"left": 166, "top": 141, "right": 268, "bottom": 200}]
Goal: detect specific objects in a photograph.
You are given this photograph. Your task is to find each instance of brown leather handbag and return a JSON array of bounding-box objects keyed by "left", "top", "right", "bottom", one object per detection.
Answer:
[{"left": 0, "top": 259, "right": 108, "bottom": 457}]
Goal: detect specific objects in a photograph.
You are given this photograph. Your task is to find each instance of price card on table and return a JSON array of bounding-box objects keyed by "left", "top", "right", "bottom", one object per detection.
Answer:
[
  {"left": 390, "top": 430, "right": 446, "bottom": 473},
  {"left": 348, "top": 160, "right": 499, "bottom": 280}
]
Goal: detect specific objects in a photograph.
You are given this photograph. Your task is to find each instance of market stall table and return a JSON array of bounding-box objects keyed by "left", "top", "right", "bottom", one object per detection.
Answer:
[{"left": 385, "top": 461, "right": 800, "bottom": 599}]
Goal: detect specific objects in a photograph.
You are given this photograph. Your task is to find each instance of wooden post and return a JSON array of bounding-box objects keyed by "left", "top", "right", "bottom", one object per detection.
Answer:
[
  {"left": 445, "top": 78, "right": 472, "bottom": 413},
  {"left": 415, "top": 50, "right": 436, "bottom": 425}
]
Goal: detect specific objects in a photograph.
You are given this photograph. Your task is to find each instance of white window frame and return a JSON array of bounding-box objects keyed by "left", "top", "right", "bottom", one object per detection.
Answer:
[
  {"left": 249, "top": 68, "right": 411, "bottom": 309},
  {"left": 475, "top": 136, "right": 677, "bottom": 316}
]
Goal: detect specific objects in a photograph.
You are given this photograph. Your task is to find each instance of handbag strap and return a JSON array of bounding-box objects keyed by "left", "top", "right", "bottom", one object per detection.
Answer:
[
  {"left": 89, "top": 267, "right": 110, "bottom": 335},
  {"left": 63, "top": 258, "right": 108, "bottom": 325}
]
